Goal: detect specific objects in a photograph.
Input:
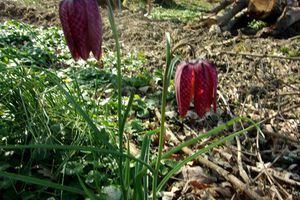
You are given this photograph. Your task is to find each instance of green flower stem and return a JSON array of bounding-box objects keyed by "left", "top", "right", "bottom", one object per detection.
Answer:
[
  {"left": 152, "top": 32, "right": 172, "bottom": 200},
  {"left": 107, "top": 1, "right": 125, "bottom": 198}
]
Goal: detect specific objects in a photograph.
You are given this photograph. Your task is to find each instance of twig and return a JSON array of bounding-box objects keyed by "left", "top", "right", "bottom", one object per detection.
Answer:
[
  {"left": 254, "top": 127, "right": 287, "bottom": 200},
  {"left": 219, "top": 90, "right": 251, "bottom": 185},
  {"left": 196, "top": 155, "right": 266, "bottom": 200},
  {"left": 236, "top": 136, "right": 250, "bottom": 183},
  {"left": 288, "top": 35, "right": 300, "bottom": 41},
  {"left": 263, "top": 129, "right": 300, "bottom": 144},
  {"left": 154, "top": 110, "right": 266, "bottom": 200},
  {"left": 217, "top": 51, "right": 300, "bottom": 61},
  {"left": 155, "top": 100, "right": 300, "bottom": 199},
  {"left": 248, "top": 165, "right": 300, "bottom": 187},
  {"left": 262, "top": 103, "right": 300, "bottom": 144},
  {"left": 219, "top": 90, "right": 254, "bottom": 185},
  {"left": 226, "top": 101, "right": 300, "bottom": 144},
  {"left": 267, "top": 169, "right": 292, "bottom": 199},
  {"left": 277, "top": 92, "right": 300, "bottom": 96}
]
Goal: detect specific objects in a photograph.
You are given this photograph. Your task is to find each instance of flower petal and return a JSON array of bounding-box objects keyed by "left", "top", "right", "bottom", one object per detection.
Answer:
[
  {"left": 175, "top": 62, "right": 194, "bottom": 117},
  {"left": 69, "top": 0, "right": 89, "bottom": 60},
  {"left": 59, "top": 0, "right": 80, "bottom": 60},
  {"left": 203, "top": 61, "right": 218, "bottom": 112},
  {"left": 194, "top": 61, "right": 213, "bottom": 118},
  {"left": 85, "top": 0, "right": 102, "bottom": 60}
]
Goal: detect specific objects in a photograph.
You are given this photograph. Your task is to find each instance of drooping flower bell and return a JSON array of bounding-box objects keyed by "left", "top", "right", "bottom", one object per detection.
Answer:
[
  {"left": 59, "top": 0, "right": 102, "bottom": 60},
  {"left": 175, "top": 60, "right": 217, "bottom": 118}
]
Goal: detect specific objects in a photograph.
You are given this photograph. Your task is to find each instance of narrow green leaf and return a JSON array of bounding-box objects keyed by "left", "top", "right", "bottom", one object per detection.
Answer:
[
  {"left": 0, "top": 144, "right": 154, "bottom": 173},
  {"left": 77, "top": 174, "right": 97, "bottom": 200},
  {"left": 0, "top": 171, "right": 85, "bottom": 195}
]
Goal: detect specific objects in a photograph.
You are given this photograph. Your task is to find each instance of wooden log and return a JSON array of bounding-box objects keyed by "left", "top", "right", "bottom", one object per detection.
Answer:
[
  {"left": 249, "top": 0, "right": 277, "bottom": 13},
  {"left": 210, "top": 0, "right": 234, "bottom": 14},
  {"left": 248, "top": 0, "right": 300, "bottom": 18},
  {"left": 275, "top": 6, "right": 300, "bottom": 31},
  {"left": 209, "top": 0, "right": 300, "bottom": 33},
  {"left": 217, "top": 0, "right": 248, "bottom": 26},
  {"left": 248, "top": 0, "right": 285, "bottom": 20}
]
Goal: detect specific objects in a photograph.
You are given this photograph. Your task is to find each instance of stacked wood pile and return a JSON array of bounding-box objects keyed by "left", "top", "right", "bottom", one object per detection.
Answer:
[{"left": 209, "top": 0, "right": 300, "bottom": 35}]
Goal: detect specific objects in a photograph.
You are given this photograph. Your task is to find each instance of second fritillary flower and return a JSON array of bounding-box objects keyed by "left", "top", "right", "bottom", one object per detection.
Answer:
[{"left": 175, "top": 60, "right": 218, "bottom": 118}]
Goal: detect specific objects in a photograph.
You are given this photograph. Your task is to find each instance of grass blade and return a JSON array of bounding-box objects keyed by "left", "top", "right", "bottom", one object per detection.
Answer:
[
  {"left": 0, "top": 144, "right": 154, "bottom": 173},
  {"left": 0, "top": 171, "right": 85, "bottom": 195}
]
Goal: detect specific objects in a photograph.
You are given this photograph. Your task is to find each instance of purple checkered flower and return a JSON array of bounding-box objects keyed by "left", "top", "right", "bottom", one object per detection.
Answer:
[
  {"left": 59, "top": 0, "right": 102, "bottom": 60},
  {"left": 175, "top": 60, "right": 218, "bottom": 118}
]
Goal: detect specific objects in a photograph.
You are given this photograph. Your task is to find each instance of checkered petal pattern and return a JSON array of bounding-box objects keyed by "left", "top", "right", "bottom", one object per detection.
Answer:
[
  {"left": 59, "top": 0, "right": 102, "bottom": 60},
  {"left": 85, "top": 0, "right": 102, "bottom": 60},
  {"left": 204, "top": 61, "right": 218, "bottom": 112},
  {"left": 175, "top": 62, "right": 194, "bottom": 117},
  {"left": 194, "top": 61, "right": 215, "bottom": 117}
]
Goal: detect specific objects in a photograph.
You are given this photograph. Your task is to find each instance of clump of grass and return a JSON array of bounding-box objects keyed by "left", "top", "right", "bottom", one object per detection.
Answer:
[{"left": 280, "top": 46, "right": 300, "bottom": 57}]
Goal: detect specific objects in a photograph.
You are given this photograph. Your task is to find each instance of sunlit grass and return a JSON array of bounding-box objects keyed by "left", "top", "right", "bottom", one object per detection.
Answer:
[
  {"left": 20, "top": 0, "right": 43, "bottom": 6},
  {"left": 0, "top": 19, "right": 154, "bottom": 199},
  {"left": 148, "top": 0, "right": 211, "bottom": 23}
]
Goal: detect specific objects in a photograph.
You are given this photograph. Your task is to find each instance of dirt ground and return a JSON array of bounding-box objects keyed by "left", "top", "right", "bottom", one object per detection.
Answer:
[{"left": 1, "top": 0, "right": 300, "bottom": 199}]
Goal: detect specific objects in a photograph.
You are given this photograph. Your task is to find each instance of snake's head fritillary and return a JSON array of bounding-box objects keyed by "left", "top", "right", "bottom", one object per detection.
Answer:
[
  {"left": 59, "top": 0, "right": 102, "bottom": 60},
  {"left": 175, "top": 60, "right": 218, "bottom": 118}
]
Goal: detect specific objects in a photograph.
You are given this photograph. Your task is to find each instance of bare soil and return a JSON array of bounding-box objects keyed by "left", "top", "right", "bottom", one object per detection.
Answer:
[{"left": 1, "top": 0, "right": 299, "bottom": 199}]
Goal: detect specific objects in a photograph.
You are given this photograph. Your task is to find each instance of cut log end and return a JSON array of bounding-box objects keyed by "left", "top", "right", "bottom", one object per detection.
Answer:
[{"left": 249, "top": 0, "right": 277, "bottom": 13}]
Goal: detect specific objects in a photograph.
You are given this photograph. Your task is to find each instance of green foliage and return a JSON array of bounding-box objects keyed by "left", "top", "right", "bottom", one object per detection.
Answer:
[
  {"left": 247, "top": 19, "right": 268, "bottom": 30},
  {"left": 0, "top": 20, "right": 150, "bottom": 199},
  {"left": 279, "top": 46, "right": 300, "bottom": 57},
  {"left": 148, "top": 2, "right": 210, "bottom": 23},
  {"left": 0, "top": 21, "right": 68, "bottom": 68}
]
